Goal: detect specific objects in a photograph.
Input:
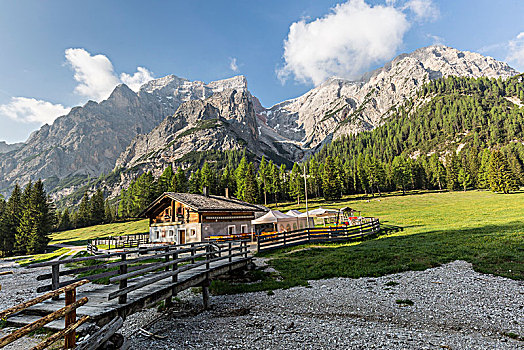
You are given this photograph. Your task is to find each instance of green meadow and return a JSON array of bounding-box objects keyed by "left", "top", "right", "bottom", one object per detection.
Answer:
[
  {"left": 50, "top": 219, "right": 149, "bottom": 246},
  {"left": 212, "top": 190, "right": 523, "bottom": 295}
]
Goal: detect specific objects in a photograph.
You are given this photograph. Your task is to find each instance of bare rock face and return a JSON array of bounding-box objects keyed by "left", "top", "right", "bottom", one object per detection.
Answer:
[
  {"left": 116, "top": 88, "right": 302, "bottom": 173},
  {"left": 0, "top": 141, "right": 23, "bottom": 154},
  {"left": 262, "top": 45, "right": 519, "bottom": 151},
  {"left": 0, "top": 75, "right": 248, "bottom": 193}
]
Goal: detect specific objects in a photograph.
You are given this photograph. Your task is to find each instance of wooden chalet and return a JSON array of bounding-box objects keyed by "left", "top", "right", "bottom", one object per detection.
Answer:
[{"left": 141, "top": 190, "right": 268, "bottom": 244}]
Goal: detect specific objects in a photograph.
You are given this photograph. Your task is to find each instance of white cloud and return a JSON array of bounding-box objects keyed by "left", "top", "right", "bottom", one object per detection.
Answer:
[
  {"left": 278, "top": 0, "right": 411, "bottom": 85},
  {"left": 426, "top": 33, "right": 444, "bottom": 45},
  {"left": 120, "top": 67, "right": 155, "bottom": 92},
  {"left": 0, "top": 48, "right": 156, "bottom": 134},
  {"left": 0, "top": 97, "right": 70, "bottom": 124},
  {"left": 507, "top": 32, "right": 524, "bottom": 71},
  {"left": 229, "top": 57, "right": 239, "bottom": 72},
  {"left": 65, "top": 48, "right": 121, "bottom": 101},
  {"left": 403, "top": 0, "right": 439, "bottom": 21}
]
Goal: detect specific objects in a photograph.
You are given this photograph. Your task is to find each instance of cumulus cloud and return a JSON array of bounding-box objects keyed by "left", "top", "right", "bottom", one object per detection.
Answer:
[
  {"left": 120, "top": 67, "right": 155, "bottom": 92},
  {"left": 403, "top": 0, "right": 439, "bottom": 21},
  {"left": 65, "top": 48, "right": 121, "bottom": 101},
  {"left": 0, "top": 48, "right": 155, "bottom": 132},
  {"left": 229, "top": 57, "right": 239, "bottom": 72},
  {"left": 0, "top": 97, "right": 70, "bottom": 124},
  {"left": 65, "top": 48, "right": 155, "bottom": 99},
  {"left": 507, "top": 32, "right": 524, "bottom": 71},
  {"left": 278, "top": 0, "right": 411, "bottom": 85}
]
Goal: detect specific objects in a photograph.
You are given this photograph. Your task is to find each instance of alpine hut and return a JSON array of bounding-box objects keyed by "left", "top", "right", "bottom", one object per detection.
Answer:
[{"left": 141, "top": 190, "right": 268, "bottom": 244}]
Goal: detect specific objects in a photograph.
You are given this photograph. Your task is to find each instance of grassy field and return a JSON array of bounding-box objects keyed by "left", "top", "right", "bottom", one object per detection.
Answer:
[
  {"left": 50, "top": 219, "right": 149, "bottom": 246},
  {"left": 212, "top": 190, "right": 524, "bottom": 295}
]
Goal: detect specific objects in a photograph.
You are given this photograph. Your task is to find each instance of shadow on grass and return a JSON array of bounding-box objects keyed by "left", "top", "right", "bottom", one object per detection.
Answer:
[{"left": 212, "top": 222, "right": 523, "bottom": 295}]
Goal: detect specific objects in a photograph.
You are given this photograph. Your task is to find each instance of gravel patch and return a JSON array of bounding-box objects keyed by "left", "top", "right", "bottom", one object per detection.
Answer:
[{"left": 123, "top": 260, "right": 523, "bottom": 349}]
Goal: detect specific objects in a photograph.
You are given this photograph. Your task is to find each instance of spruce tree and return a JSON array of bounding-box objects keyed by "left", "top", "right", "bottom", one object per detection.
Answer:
[
  {"left": 322, "top": 156, "right": 341, "bottom": 200},
  {"left": 0, "top": 184, "right": 21, "bottom": 256},
  {"left": 488, "top": 150, "right": 516, "bottom": 193},
  {"left": 104, "top": 200, "right": 113, "bottom": 223},
  {"left": 244, "top": 163, "right": 258, "bottom": 203},
  {"left": 234, "top": 157, "right": 248, "bottom": 199},
  {"left": 76, "top": 191, "right": 91, "bottom": 228},
  {"left": 89, "top": 188, "right": 105, "bottom": 225},
  {"left": 58, "top": 208, "right": 72, "bottom": 231}
]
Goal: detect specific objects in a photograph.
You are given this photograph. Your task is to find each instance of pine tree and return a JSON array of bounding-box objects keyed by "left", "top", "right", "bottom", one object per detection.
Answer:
[
  {"left": 104, "top": 200, "right": 114, "bottom": 223},
  {"left": 244, "top": 163, "right": 258, "bottom": 203},
  {"left": 158, "top": 165, "right": 174, "bottom": 194},
  {"left": 200, "top": 162, "right": 214, "bottom": 194},
  {"left": 446, "top": 154, "right": 460, "bottom": 191},
  {"left": 76, "top": 191, "right": 91, "bottom": 228},
  {"left": 391, "top": 156, "right": 409, "bottom": 194},
  {"left": 322, "top": 156, "right": 341, "bottom": 200},
  {"left": 488, "top": 150, "right": 516, "bottom": 193},
  {"left": 457, "top": 168, "right": 471, "bottom": 192},
  {"left": 0, "top": 184, "right": 21, "bottom": 256},
  {"left": 89, "top": 188, "right": 105, "bottom": 225},
  {"left": 257, "top": 156, "right": 269, "bottom": 205},
  {"left": 289, "top": 163, "right": 304, "bottom": 204},
  {"left": 173, "top": 167, "right": 188, "bottom": 192},
  {"left": 234, "top": 157, "right": 249, "bottom": 199},
  {"left": 189, "top": 170, "right": 201, "bottom": 194},
  {"left": 58, "top": 208, "right": 72, "bottom": 231}
]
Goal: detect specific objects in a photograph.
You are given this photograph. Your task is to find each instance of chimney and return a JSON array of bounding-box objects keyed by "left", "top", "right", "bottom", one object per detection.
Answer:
[
  {"left": 225, "top": 187, "right": 230, "bottom": 199},
  {"left": 203, "top": 187, "right": 208, "bottom": 197}
]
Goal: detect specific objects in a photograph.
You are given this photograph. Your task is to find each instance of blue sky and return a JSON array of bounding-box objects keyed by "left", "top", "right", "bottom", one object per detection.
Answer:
[{"left": 0, "top": 0, "right": 523, "bottom": 143}]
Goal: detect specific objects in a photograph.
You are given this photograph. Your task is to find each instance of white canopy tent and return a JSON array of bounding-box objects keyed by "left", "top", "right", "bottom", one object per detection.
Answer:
[
  {"left": 285, "top": 209, "right": 303, "bottom": 217},
  {"left": 299, "top": 207, "right": 340, "bottom": 227},
  {"left": 252, "top": 210, "right": 308, "bottom": 232}
]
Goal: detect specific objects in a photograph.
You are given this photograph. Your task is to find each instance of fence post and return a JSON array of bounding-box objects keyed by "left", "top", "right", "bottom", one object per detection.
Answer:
[
  {"left": 243, "top": 241, "right": 248, "bottom": 258},
  {"left": 257, "top": 236, "right": 260, "bottom": 253},
  {"left": 118, "top": 254, "right": 128, "bottom": 305},
  {"left": 228, "top": 242, "right": 232, "bottom": 264},
  {"left": 64, "top": 286, "right": 77, "bottom": 348},
  {"left": 191, "top": 243, "right": 195, "bottom": 264},
  {"left": 205, "top": 245, "right": 210, "bottom": 271},
  {"left": 283, "top": 232, "right": 287, "bottom": 247},
  {"left": 51, "top": 264, "right": 59, "bottom": 300},
  {"left": 307, "top": 229, "right": 311, "bottom": 243},
  {"left": 164, "top": 247, "right": 170, "bottom": 272}
]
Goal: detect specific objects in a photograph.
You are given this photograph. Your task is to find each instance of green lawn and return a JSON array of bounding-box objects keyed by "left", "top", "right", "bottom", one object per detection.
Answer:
[
  {"left": 50, "top": 219, "right": 149, "bottom": 246},
  {"left": 211, "top": 190, "right": 524, "bottom": 295}
]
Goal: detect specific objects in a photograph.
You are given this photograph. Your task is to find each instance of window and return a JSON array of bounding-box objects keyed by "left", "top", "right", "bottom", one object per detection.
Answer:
[
  {"left": 228, "top": 225, "right": 236, "bottom": 235},
  {"left": 190, "top": 228, "right": 197, "bottom": 237},
  {"left": 168, "top": 229, "right": 174, "bottom": 238},
  {"left": 293, "top": 223, "right": 297, "bottom": 231},
  {"left": 240, "top": 225, "right": 248, "bottom": 234}
]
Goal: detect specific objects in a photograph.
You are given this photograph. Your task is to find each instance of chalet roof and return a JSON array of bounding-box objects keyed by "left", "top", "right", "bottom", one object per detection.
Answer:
[{"left": 141, "top": 192, "right": 268, "bottom": 217}]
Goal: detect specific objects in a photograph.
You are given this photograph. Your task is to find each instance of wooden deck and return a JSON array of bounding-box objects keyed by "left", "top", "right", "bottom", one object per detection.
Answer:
[{"left": 10, "top": 242, "right": 251, "bottom": 331}]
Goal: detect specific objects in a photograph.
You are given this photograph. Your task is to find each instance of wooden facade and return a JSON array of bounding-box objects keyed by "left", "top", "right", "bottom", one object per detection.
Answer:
[{"left": 141, "top": 192, "right": 267, "bottom": 244}]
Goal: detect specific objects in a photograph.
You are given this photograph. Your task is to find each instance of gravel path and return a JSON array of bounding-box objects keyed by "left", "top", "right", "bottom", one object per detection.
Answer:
[{"left": 123, "top": 260, "right": 523, "bottom": 349}]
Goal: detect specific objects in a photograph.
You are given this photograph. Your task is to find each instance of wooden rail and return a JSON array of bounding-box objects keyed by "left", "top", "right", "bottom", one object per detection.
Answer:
[
  {"left": 30, "top": 242, "right": 212, "bottom": 294},
  {"left": 89, "top": 233, "right": 149, "bottom": 251},
  {"left": 0, "top": 279, "right": 90, "bottom": 349},
  {"left": 25, "top": 240, "right": 251, "bottom": 325},
  {"left": 257, "top": 218, "right": 380, "bottom": 253}
]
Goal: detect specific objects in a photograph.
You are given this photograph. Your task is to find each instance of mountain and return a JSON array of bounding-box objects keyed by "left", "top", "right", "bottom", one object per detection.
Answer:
[
  {"left": 0, "top": 45, "right": 519, "bottom": 205},
  {"left": 261, "top": 45, "right": 519, "bottom": 151},
  {"left": 0, "top": 75, "right": 249, "bottom": 194},
  {"left": 115, "top": 87, "right": 302, "bottom": 173},
  {"left": 0, "top": 141, "right": 23, "bottom": 154}
]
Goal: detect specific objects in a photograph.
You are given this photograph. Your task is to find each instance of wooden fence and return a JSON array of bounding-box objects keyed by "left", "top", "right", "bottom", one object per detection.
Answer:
[
  {"left": 89, "top": 234, "right": 149, "bottom": 251},
  {"left": 29, "top": 240, "right": 250, "bottom": 306},
  {"left": 257, "top": 218, "right": 380, "bottom": 252},
  {"left": 0, "top": 279, "right": 90, "bottom": 349}
]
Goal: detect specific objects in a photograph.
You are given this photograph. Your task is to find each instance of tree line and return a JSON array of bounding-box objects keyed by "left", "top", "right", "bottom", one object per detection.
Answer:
[
  {"left": 0, "top": 180, "right": 56, "bottom": 256},
  {"left": 55, "top": 189, "right": 115, "bottom": 232}
]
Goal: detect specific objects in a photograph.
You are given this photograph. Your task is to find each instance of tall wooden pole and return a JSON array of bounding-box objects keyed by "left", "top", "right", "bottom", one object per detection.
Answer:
[{"left": 303, "top": 165, "right": 310, "bottom": 228}]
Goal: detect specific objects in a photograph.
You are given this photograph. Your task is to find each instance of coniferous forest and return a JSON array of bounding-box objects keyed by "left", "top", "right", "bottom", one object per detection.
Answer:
[
  {"left": 0, "top": 180, "right": 56, "bottom": 256},
  {"left": 116, "top": 74, "right": 524, "bottom": 216},
  {"left": 2, "top": 74, "right": 523, "bottom": 256}
]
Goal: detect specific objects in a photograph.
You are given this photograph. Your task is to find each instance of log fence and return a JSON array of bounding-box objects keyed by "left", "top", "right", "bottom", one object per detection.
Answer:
[
  {"left": 0, "top": 279, "right": 90, "bottom": 349},
  {"left": 257, "top": 218, "right": 380, "bottom": 252},
  {"left": 89, "top": 234, "right": 149, "bottom": 251}
]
